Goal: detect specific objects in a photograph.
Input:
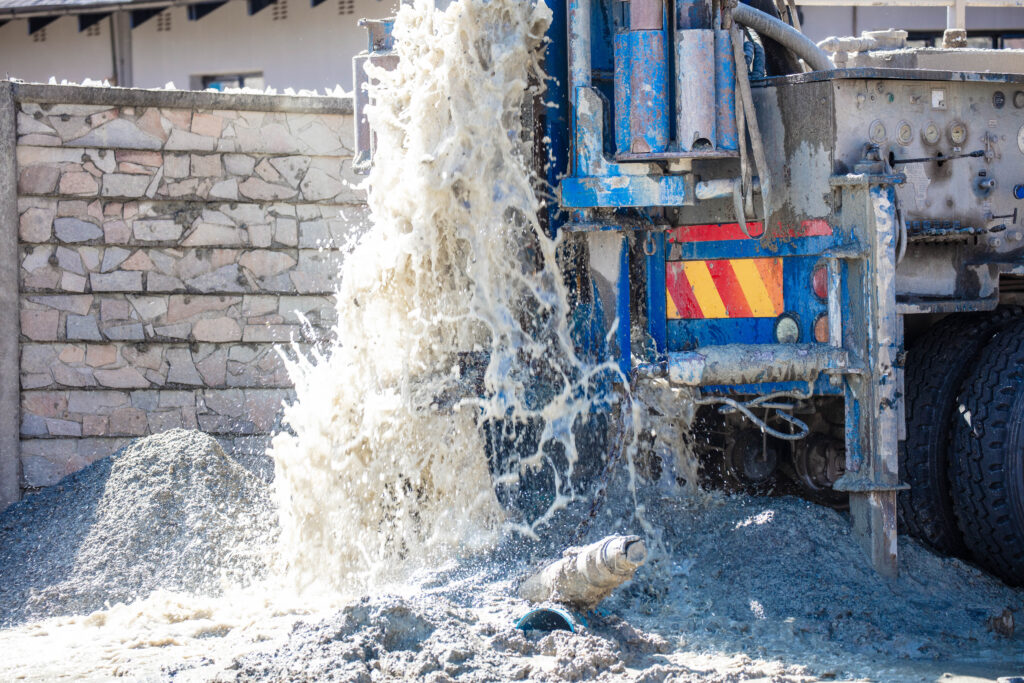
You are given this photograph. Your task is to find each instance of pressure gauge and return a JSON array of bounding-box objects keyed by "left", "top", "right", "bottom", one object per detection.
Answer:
[
  {"left": 1018, "top": 124, "right": 1024, "bottom": 154},
  {"left": 869, "top": 120, "right": 887, "bottom": 144},
  {"left": 923, "top": 122, "right": 941, "bottom": 145},
  {"left": 949, "top": 121, "right": 968, "bottom": 146},
  {"left": 1015, "top": 91, "right": 1024, "bottom": 108},
  {"left": 896, "top": 121, "right": 913, "bottom": 146}
]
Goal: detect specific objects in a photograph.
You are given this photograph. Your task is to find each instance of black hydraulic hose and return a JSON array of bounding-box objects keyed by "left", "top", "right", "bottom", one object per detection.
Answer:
[{"left": 732, "top": 3, "right": 834, "bottom": 72}]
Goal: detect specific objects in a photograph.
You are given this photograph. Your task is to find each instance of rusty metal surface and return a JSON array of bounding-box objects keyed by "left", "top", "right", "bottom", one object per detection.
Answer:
[
  {"left": 629, "top": 0, "right": 663, "bottom": 30},
  {"left": 675, "top": 29, "right": 717, "bottom": 152},
  {"left": 666, "top": 343, "right": 849, "bottom": 385}
]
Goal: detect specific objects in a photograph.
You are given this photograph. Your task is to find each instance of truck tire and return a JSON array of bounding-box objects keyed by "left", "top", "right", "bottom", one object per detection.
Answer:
[
  {"left": 950, "top": 317, "right": 1024, "bottom": 586},
  {"left": 899, "top": 308, "right": 1022, "bottom": 556}
]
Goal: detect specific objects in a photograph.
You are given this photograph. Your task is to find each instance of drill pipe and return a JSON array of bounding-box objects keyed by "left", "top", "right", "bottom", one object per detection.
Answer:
[{"left": 519, "top": 535, "right": 647, "bottom": 611}]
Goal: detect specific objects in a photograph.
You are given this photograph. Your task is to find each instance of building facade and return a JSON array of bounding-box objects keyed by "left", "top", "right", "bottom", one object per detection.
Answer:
[
  {"left": 1, "top": 2, "right": 1023, "bottom": 95},
  {"left": 0, "top": 0, "right": 395, "bottom": 92}
]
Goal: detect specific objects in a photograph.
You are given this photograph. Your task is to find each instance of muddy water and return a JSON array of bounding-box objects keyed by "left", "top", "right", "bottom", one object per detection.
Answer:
[{"left": 269, "top": 0, "right": 631, "bottom": 595}]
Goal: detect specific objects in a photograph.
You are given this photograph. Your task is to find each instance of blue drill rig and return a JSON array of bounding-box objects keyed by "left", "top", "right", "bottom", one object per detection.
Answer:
[{"left": 356, "top": 0, "right": 1024, "bottom": 585}]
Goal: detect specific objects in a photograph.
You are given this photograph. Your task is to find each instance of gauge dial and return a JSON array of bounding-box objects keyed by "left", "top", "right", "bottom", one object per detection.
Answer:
[
  {"left": 923, "top": 122, "right": 941, "bottom": 145},
  {"left": 1018, "top": 124, "right": 1024, "bottom": 154},
  {"left": 896, "top": 121, "right": 913, "bottom": 146},
  {"left": 948, "top": 121, "right": 968, "bottom": 145},
  {"left": 869, "top": 120, "right": 887, "bottom": 144}
]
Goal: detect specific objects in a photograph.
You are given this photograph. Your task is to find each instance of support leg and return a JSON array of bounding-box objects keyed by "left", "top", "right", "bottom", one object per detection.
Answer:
[
  {"left": 849, "top": 491, "right": 899, "bottom": 577},
  {"left": 834, "top": 179, "right": 905, "bottom": 578}
]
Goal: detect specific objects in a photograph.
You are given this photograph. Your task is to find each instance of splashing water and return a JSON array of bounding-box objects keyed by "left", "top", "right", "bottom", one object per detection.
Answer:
[{"left": 270, "top": 0, "right": 628, "bottom": 593}]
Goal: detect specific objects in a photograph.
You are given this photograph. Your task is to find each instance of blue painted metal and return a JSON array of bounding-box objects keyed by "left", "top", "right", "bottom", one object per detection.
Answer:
[
  {"left": 715, "top": 30, "right": 738, "bottom": 151},
  {"left": 544, "top": 0, "right": 569, "bottom": 239},
  {"left": 668, "top": 318, "right": 777, "bottom": 351},
  {"left": 844, "top": 380, "right": 864, "bottom": 472},
  {"left": 362, "top": 18, "right": 394, "bottom": 51},
  {"left": 563, "top": 0, "right": 695, "bottom": 208},
  {"left": 645, "top": 232, "right": 667, "bottom": 361},
  {"left": 559, "top": 174, "right": 689, "bottom": 208},
  {"left": 552, "top": 1, "right": 923, "bottom": 577},
  {"left": 615, "top": 30, "right": 671, "bottom": 155},
  {"left": 702, "top": 377, "right": 844, "bottom": 397},
  {"left": 666, "top": 235, "right": 851, "bottom": 261}
]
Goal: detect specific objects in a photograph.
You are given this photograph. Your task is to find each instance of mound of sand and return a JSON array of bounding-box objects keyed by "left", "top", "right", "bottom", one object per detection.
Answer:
[{"left": 0, "top": 429, "right": 276, "bottom": 626}]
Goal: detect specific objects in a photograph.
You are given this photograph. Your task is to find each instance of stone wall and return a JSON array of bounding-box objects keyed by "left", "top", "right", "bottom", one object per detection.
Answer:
[{"left": 3, "top": 83, "right": 364, "bottom": 496}]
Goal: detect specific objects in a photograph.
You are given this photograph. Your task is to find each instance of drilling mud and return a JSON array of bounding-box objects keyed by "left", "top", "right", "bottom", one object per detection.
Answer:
[
  {"left": 0, "top": 0, "right": 1023, "bottom": 681},
  {"left": 1, "top": 461, "right": 1021, "bottom": 681},
  {"left": 0, "top": 430, "right": 275, "bottom": 628}
]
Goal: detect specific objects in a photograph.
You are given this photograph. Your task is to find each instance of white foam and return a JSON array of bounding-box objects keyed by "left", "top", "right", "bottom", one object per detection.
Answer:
[{"left": 268, "top": 0, "right": 628, "bottom": 594}]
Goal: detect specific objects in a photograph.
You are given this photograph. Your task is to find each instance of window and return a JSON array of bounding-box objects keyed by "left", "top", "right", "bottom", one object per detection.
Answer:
[{"left": 194, "top": 72, "right": 266, "bottom": 91}]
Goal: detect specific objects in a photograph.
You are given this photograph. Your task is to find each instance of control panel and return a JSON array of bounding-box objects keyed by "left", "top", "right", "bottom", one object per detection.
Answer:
[{"left": 833, "top": 78, "right": 1024, "bottom": 251}]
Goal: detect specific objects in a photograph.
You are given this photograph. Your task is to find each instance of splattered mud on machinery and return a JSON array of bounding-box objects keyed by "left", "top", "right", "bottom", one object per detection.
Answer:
[{"left": 1, "top": 0, "right": 1024, "bottom": 681}]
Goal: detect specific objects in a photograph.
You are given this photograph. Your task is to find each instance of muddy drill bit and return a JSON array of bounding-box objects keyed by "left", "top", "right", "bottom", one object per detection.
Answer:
[{"left": 519, "top": 535, "right": 647, "bottom": 611}]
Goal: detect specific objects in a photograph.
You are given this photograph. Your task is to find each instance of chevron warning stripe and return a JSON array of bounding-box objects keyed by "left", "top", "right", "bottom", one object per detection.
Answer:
[{"left": 666, "top": 258, "right": 784, "bottom": 319}]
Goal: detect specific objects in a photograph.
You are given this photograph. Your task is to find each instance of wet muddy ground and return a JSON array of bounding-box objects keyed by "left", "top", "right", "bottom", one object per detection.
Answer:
[{"left": 1, "top": 430, "right": 1021, "bottom": 682}]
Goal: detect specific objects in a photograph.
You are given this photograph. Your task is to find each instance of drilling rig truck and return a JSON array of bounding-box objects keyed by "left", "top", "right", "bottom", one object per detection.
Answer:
[{"left": 355, "top": 0, "right": 1024, "bottom": 586}]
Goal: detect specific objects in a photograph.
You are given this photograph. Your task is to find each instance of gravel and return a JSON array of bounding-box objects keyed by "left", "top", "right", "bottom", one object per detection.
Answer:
[
  {"left": 1, "top": 430, "right": 1022, "bottom": 681},
  {"left": 0, "top": 429, "right": 277, "bottom": 627}
]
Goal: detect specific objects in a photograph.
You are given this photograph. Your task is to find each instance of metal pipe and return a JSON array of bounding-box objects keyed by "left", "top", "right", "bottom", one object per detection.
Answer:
[
  {"left": 732, "top": 4, "right": 834, "bottom": 72},
  {"left": 568, "top": 0, "right": 592, "bottom": 90},
  {"left": 695, "top": 176, "right": 760, "bottom": 200},
  {"left": 667, "top": 344, "right": 849, "bottom": 385},
  {"left": 826, "top": 258, "right": 842, "bottom": 349},
  {"left": 519, "top": 535, "right": 647, "bottom": 610},
  {"left": 730, "top": 24, "right": 772, "bottom": 231}
]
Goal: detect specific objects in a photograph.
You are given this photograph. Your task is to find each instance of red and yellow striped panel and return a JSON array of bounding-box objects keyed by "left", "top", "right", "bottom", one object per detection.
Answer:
[{"left": 666, "top": 258, "right": 784, "bottom": 319}]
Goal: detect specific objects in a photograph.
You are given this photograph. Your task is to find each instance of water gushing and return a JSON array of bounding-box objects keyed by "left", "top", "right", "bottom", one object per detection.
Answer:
[{"left": 270, "top": 0, "right": 624, "bottom": 593}]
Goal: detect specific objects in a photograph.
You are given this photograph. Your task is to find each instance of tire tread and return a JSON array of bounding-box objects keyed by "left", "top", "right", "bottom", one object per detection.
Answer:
[
  {"left": 951, "top": 317, "right": 1024, "bottom": 585},
  {"left": 899, "top": 308, "right": 1022, "bottom": 555}
]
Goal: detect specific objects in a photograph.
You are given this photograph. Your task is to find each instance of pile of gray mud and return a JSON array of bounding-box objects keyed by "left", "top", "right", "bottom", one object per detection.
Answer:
[
  {"left": 224, "top": 493, "right": 1024, "bottom": 682},
  {"left": 0, "top": 429, "right": 276, "bottom": 626}
]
